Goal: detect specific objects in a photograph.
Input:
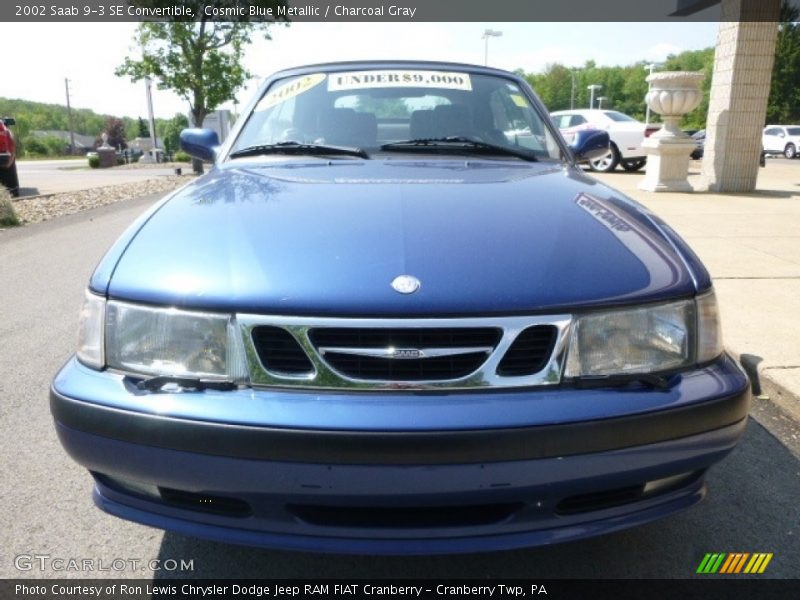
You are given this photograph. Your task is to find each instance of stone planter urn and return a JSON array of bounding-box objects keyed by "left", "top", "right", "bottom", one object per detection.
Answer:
[
  {"left": 639, "top": 71, "right": 704, "bottom": 192},
  {"left": 97, "top": 132, "right": 117, "bottom": 168}
]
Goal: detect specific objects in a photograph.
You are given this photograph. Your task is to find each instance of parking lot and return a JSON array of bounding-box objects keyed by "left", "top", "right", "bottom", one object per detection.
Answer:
[
  {"left": 15, "top": 159, "right": 178, "bottom": 197},
  {"left": 1, "top": 164, "right": 799, "bottom": 580}
]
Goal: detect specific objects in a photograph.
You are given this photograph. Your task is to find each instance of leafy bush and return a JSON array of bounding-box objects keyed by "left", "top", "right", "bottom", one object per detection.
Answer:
[
  {"left": 22, "top": 135, "right": 67, "bottom": 157},
  {"left": 88, "top": 155, "right": 100, "bottom": 168},
  {"left": 173, "top": 150, "right": 191, "bottom": 163},
  {"left": 0, "top": 188, "right": 20, "bottom": 227}
]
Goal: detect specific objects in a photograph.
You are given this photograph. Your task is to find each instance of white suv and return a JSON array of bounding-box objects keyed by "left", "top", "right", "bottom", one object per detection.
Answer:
[
  {"left": 762, "top": 125, "right": 800, "bottom": 159},
  {"left": 551, "top": 109, "right": 659, "bottom": 172}
]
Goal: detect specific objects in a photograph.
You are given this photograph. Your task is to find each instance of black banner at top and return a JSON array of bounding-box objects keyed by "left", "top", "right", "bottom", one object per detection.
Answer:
[{"left": 2, "top": 0, "right": 797, "bottom": 23}]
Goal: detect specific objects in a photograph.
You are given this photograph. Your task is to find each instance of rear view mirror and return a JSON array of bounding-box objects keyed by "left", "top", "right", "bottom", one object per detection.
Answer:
[
  {"left": 180, "top": 128, "right": 220, "bottom": 162},
  {"left": 569, "top": 129, "right": 610, "bottom": 162}
]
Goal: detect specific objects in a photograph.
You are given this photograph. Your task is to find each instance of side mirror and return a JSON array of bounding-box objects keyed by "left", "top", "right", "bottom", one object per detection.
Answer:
[
  {"left": 569, "top": 129, "right": 610, "bottom": 162},
  {"left": 180, "top": 128, "right": 220, "bottom": 162},
  {"left": 2, "top": 117, "right": 15, "bottom": 126}
]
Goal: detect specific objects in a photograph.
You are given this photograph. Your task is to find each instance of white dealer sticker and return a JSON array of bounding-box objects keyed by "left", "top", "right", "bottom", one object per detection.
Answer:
[
  {"left": 257, "top": 73, "right": 326, "bottom": 111},
  {"left": 328, "top": 70, "right": 472, "bottom": 92}
]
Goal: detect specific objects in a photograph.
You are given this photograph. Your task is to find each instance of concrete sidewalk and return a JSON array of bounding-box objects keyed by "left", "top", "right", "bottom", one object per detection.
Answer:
[{"left": 594, "top": 158, "right": 800, "bottom": 422}]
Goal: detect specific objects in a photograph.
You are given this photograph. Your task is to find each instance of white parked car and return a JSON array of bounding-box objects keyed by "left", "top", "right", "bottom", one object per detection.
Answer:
[
  {"left": 551, "top": 109, "right": 659, "bottom": 172},
  {"left": 762, "top": 125, "right": 800, "bottom": 159}
]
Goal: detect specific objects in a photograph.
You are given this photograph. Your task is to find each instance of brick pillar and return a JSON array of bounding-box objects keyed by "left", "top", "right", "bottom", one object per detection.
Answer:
[{"left": 701, "top": 0, "right": 780, "bottom": 192}]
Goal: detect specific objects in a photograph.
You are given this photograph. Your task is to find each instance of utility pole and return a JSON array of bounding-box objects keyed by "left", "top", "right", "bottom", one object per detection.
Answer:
[
  {"left": 145, "top": 76, "right": 158, "bottom": 159},
  {"left": 644, "top": 63, "right": 657, "bottom": 125},
  {"left": 64, "top": 78, "right": 76, "bottom": 155},
  {"left": 570, "top": 69, "right": 577, "bottom": 109},
  {"left": 587, "top": 84, "right": 602, "bottom": 109}
]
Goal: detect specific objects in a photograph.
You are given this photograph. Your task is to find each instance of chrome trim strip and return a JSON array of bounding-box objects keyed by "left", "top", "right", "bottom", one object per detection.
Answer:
[
  {"left": 317, "top": 346, "right": 494, "bottom": 359},
  {"left": 238, "top": 314, "right": 572, "bottom": 391}
]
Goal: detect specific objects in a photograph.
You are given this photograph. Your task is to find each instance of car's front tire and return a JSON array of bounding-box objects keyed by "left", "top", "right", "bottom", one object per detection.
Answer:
[
  {"left": 0, "top": 163, "right": 19, "bottom": 197},
  {"left": 784, "top": 144, "right": 796, "bottom": 159},
  {"left": 621, "top": 158, "right": 646, "bottom": 172},
  {"left": 588, "top": 143, "right": 620, "bottom": 173}
]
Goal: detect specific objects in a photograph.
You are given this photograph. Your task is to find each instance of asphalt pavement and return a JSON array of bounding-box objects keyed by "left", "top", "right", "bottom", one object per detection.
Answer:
[
  {"left": 1, "top": 188, "right": 799, "bottom": 580},
  {"left": 15, "top": 159, "right": 177, "bottom": 197}
]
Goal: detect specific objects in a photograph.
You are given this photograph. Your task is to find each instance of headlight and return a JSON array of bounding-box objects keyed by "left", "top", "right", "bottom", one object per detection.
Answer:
[
  {"left": 76, "top": 291, "right": 106, "bottom": 369},
  {"left": 565, "top": 293, "right": 724, "bottom": 378},
  {"left": 565, "top": 299, "right": 693, "bottom": 377},
  {"left": 104, "top": 300, "right": 248, "bottom": 381},
  {"left": 696, "top": 291, "right": 723, "bottom": 363}
]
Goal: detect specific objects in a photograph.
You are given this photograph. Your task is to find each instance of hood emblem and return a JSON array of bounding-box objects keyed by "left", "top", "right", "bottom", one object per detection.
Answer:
[{"left": 391, "top": 275, "right": 421, "bottom": 294}]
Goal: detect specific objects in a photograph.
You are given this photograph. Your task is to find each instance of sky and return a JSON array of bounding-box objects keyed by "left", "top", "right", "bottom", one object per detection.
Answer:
[{"left": 0, "top": 21, "right": 720, "bottom": 120}]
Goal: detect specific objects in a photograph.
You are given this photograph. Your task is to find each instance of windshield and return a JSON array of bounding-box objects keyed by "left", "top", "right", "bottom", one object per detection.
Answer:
[
  {"left": 603, "top": 111, "right": 637, "bottom": 122},
  {"left": 231, "top": 69, "right": 562, "bottom": 160}
]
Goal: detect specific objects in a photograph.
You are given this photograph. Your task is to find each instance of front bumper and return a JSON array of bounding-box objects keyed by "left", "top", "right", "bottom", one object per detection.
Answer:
[{"left": 51, "top": 354, "right": 750, "bottom": 554}]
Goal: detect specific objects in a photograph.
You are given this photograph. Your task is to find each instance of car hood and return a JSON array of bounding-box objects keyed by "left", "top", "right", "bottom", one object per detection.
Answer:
[{"left": 101, "top": 159, "right": 698, "bottom": 315}]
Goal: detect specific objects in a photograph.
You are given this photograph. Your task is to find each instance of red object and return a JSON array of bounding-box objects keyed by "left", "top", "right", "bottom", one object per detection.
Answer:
[
  {"left": 0, "top": 119, "right": 16, "bottom": 165},
  {"left": 644, "top": 126, "right": 661, "bottom": 138}
]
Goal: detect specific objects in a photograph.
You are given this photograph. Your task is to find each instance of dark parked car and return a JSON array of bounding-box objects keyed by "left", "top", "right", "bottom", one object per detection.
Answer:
[
  {"left": 690, "top": 129, "right": 705, "bottom": 159},
  {"left": 51, "top": 61, "right": 749, "bottom": 554}
]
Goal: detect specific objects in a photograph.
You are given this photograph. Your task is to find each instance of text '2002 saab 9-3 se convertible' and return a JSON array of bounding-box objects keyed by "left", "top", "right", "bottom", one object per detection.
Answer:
[{"left": 51, "top": 61, "right": 750, "bottom": 555}]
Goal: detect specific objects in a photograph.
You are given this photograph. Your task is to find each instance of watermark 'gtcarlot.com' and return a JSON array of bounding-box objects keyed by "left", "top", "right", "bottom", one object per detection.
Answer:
[{"left": 14, "top": 554, "right": 194, "bottom": 573}]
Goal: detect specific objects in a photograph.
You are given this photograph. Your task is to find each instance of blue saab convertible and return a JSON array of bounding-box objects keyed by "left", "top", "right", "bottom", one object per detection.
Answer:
[{"left": 51, "top": 61, "right": 750, "bottom": 554}]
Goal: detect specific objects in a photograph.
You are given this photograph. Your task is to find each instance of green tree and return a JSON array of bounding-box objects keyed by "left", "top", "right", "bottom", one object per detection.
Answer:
[
  {"left": 115, "top": 1, "right": 287, "bottom": 172},
  {"left": 767, "top": 2, "right": 800, "bottom": 124},
  {"left": 159, "top": 113, "right": 190, "bottom": 155},
  {"left": 137, "top": 117, "right": 150, "bottom": 137}
]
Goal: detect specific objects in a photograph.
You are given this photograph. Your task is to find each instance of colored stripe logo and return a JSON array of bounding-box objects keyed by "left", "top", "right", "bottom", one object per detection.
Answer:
[{"left": 697, "top": 553, "right": 773, "bottom": 574}]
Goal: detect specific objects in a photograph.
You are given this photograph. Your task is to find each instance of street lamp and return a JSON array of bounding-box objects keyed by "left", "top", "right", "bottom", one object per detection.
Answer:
[
  {"left": 587, "top": 84, "right": 602, "bottom": 109},
  {"left": 482, "top": 29, "right": 503, "bottom": 66},
  {"left": 597, "top": 96, "right": 607, "bottom": 109},
  {"left": 644, "top": 63, "right": 658, "bottom": 125}
]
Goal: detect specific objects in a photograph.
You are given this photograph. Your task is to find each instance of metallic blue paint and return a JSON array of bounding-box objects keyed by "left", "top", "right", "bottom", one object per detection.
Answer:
[
  {"left": 55, "top": 61, "right": 749, "bottom": 553},
  {"left": 569, "top": 129, "right": 611, "bottom": 162},
  {"left": 53, "top": 355, "right": 746, "bottom": 432},
  {"left": 179, "top": 128, "right": 220, "bottom": 162},
  {"left": 102, "top": 161, "right": 698, "bottom": 315},
  {"left": 52, "top": 420, "right": 742, "bottom": 554}
]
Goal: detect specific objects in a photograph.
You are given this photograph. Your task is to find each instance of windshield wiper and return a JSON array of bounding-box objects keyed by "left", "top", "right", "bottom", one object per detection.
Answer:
[
  {"left": 230, "top": 141, "right": 369, "bottom": 159},
  {"left": 380, "top": 136, "right": 538, "bottom": 162}
]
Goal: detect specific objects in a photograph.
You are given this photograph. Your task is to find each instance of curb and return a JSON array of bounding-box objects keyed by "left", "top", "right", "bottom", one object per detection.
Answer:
[
  {"left": 732, "top": 348, "right": 800, "bottom": 425},
  {"left": 758, "top": 370, "right": 800, "bottom": 425}
]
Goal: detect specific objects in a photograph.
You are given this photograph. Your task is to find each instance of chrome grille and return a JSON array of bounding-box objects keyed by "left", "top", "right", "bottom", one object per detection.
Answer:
[
  {"left": 239, "top": 315, "right": 572, "bottom": 390},
  {"left": 308, "top": 327, "right": 501, "bottom": 381}
]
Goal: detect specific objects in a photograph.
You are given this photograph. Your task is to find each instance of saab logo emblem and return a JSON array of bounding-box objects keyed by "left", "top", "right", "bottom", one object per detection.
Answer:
[
  {"left": 390, "top": 348, "right": 422, "bottom": 359},
  {"left": 696, "top": 552, "right": 773, "bottom": 574},
  {"left": 391, "top": 275, "right": 421, "bottom": 294}
]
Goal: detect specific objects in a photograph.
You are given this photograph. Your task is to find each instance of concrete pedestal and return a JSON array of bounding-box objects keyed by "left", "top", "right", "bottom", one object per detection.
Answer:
[
  {"left": 638, "top": 136, "right": 696, "bottom": 192},
  {"left": 97, "top": 148, "right": 116, "bottom": 168}
]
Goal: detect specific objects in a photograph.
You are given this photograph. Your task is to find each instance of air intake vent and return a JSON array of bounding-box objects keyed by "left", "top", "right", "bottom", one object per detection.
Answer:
[
  {"left": 251, "top": 326, "right": 314, "bottom": 375},
  {"left": 308, "top": 327, "right": 501, "bottom": 381},
  {"left": 496, "top": 325, "right": 557, "bottom": 376},
  {"left": 287, "top": 502, "right": 523, "bottom": 528}
]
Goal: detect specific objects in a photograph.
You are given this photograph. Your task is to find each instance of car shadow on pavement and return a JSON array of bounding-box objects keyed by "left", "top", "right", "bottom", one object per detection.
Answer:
[
  {"left": 152, "top": 419, "right": 799, "bottom": 579},
  {"left": 16, "top": 187, "right": 41, "bottom": 198}
]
